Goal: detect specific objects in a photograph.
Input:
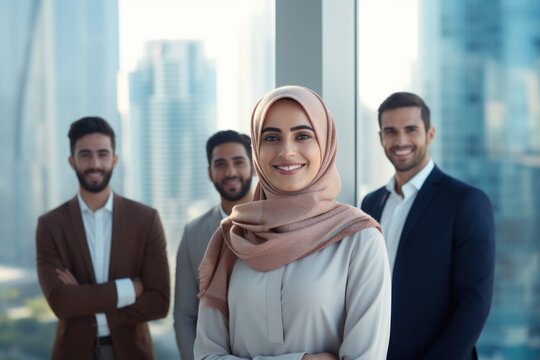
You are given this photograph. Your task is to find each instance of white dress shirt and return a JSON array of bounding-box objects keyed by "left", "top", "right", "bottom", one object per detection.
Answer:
[
  {"left": 380, "top": 160, "right": 434, "bottom": 273},
  {"left": 194, "top": 227, "right": 392, "bottom": 360},
  {"left": 77, "top": 192, "right": 136, "bottom": 337},
  {"left": 219, "top": 205, "right": 227, "bottom": 219}
]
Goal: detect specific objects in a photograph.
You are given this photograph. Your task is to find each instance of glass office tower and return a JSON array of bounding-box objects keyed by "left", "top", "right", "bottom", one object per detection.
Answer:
[
  {"left": 129, "top": 40, "right": 217, "bottom": 246},
  {"left": 0, "top": 0, "right": 120, "bottom": 266}
]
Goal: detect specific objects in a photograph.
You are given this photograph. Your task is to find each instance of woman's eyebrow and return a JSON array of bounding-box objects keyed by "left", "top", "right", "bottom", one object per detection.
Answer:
[
  {"left": 261, "top": 127, "right": 281, "bottom": 133},
  {"left": 290, "top": 125, "right": 314, "bottom": 132}
]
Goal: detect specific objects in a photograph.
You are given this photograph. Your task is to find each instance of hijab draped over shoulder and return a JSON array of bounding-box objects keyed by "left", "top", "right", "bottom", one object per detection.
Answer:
[{"left": 198, "top": 85, "right": 380, "bottom": 316}]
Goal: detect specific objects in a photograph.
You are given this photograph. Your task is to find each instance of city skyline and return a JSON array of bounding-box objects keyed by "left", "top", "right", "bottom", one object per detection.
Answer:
[
  {"left": 118, "top": 0, "right": 275, "bottom": 132},
  {"left": 127, "top": 39, "right": 217, "bottom": 247},
  {"left": 0, "top": 0, "right": 120, "bottom": 266}
]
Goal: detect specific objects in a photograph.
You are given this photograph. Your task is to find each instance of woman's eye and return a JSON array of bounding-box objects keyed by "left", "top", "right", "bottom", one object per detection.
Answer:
[
  {"left": 297, "top": 133, "right": 311, "bottom": 141},
  {"left": 263, "top": 134, "right": 279, "bottom": 142}
]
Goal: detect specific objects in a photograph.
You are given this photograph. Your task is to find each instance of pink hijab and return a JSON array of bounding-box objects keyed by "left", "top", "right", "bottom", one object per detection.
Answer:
[{"left": 198, "top": 85, "right": 380, "bottom": 316}]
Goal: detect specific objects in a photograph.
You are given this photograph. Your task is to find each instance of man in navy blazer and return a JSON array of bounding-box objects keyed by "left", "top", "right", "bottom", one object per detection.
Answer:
[{"left": 361, "top": 92, "right": 495, "bottom": 360}]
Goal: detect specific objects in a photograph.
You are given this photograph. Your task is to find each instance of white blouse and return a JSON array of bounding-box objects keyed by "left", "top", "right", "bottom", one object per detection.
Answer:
[{"left": 194, "top": 227, "right": 391, "bottom": 360}]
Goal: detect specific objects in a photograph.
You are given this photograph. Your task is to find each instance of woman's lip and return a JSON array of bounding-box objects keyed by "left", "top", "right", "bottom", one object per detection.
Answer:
[{"left": 272, "top": 163, "right": 305, "bottom": 174}]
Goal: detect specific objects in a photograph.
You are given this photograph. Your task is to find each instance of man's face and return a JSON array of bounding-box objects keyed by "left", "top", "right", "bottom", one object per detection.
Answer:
[
  {"left": 379, "top": 106, "right": 434, "bottom": 177},
  {"left": 209, "top": 142, "right": 253, "bottom": 202},
  {"left": 68, "top": 133, "right": 117, "bottom": 193}
]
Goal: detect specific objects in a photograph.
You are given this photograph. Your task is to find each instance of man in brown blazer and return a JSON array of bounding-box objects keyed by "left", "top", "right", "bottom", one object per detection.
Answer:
[{"left": 36, "top": 117, "right": 170, "bottom": 359}]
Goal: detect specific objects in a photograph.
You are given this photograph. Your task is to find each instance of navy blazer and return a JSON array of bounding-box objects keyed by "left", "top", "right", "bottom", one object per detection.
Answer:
[{"left": 361, "top": 165, "right": 495, "bottom": 360}]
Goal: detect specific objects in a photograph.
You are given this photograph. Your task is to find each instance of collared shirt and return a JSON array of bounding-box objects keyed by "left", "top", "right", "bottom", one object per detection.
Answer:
[
  {"left": 77, "top": 192, "right": 135, "bottom": 337},
  {"left": 219, "top": 205, "right": 228, "bottom": 220},
  {"left": 380, "top": 160, "right": 435, "bottom": 273}
]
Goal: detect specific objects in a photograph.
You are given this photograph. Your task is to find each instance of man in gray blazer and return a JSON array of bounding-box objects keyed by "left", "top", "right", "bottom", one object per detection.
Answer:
[{"left": 174, "top": 130, "right": 254, "bottom": 360}]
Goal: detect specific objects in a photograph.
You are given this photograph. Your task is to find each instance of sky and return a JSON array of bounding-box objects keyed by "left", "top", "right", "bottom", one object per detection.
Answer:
[
  {"left": 118, "top": 0, "right": 419, "bottom": 114},
  {"left": 119, "top": 0, "right": 259, "bottom": 72},
  {"left": 117, "top": 0, "right": 274, "bottom": 200},
  {"left": 118, "top": 0, "right": 265, "bottom": 129},
  {"left": 357, "top": 0, "right": 419, "bottom": 109}
]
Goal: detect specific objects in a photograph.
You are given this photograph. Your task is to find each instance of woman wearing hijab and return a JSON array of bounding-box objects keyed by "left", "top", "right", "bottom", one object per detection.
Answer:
[{"left": 195, "top": 86, "right": 391, "bottom": 360}]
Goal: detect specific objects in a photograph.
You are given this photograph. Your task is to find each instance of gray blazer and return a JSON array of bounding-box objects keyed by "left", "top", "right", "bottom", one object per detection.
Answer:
[{"left": 173, "top": 206, "right": 222, "bottom": 360}]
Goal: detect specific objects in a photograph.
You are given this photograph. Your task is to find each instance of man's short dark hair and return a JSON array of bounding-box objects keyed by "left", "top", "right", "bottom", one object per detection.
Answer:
[
  {"left": 378, "top": 92, "right": 431, "bottom": 130},
  {"left": 206, "top": 130, "right": 252, "bottom": 165},
  {"left": 68, "top": 116, "right": 116, "bottom": 155}
]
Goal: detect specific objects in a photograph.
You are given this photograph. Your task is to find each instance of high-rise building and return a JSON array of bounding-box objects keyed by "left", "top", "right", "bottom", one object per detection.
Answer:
[
  {"left": 128, "top": 40, "right": 217, "bottom": 247},
  {"left": 0, "top": 0, "right": 120, "bottom": 266},
  {"left": 419, "top": 0, "right": 540, "bottom": 357}
]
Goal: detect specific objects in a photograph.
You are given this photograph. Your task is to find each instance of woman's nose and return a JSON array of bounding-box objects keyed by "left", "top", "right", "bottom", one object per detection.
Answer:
[{"left": 278, "top": 140, "right": 295, "bottom": 158}]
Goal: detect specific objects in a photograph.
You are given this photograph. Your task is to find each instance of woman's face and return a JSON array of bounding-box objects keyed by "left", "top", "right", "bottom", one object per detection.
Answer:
[{"left": 258, "top": 99, "right": 322, "bottom": 192}]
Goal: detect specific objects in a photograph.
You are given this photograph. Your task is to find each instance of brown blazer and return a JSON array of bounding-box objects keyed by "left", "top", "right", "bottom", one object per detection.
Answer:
[{"left": 36, "top": 194, "right": 170, "bottom": 359}]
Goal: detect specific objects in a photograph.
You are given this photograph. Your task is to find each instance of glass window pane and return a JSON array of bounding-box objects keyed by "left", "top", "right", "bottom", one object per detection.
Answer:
[{"left": 0, "top": 0, "right": 274, "bottom": 357}]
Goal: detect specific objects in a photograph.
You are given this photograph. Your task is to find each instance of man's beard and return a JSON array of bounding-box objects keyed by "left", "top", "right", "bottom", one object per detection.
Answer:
[
  {"left": 75, "top": 168, "right": 114, "bottom": 193},
  {"left": 214, "top": 176, "right": 252, "bottom": 202}
]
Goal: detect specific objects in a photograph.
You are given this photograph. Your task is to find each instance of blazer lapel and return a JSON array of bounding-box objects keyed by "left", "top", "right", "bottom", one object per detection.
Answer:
[
  {"left": 207, "top": 206, "right": 223, "bottom": 232},
  {"left": 374, "top": 189, "right": 391, "bottom": 222},
  {"left": 67, "top": 197, "right": 96, "bottom": 283},
  {"left": 109, "top": 194, "right": 124, "bottom": 279},
  {"left": 396, "top": 166, "right": 443, "bottom": 254}
]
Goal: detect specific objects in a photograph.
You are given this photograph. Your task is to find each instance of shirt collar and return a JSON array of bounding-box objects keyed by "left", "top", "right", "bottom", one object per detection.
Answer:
[
  {"left": 219, "top": 205, "right": 228, "bottom": 219},
  {"left": 77, "top": 191, "right": 114, "bottom": 214},
  {"left": 385, "top": 159, "right": 434, "bottom": 198}
]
